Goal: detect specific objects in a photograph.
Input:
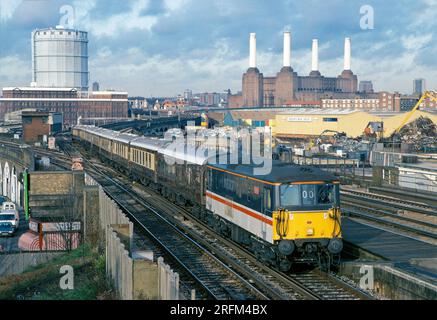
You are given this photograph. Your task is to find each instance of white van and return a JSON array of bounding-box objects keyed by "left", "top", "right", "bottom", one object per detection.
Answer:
[{"left": 0, "top": 202, "right": 19, "bottom": 231}]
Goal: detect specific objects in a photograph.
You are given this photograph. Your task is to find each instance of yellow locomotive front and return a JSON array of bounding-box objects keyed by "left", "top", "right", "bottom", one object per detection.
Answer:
[{"left": 272, "top": 181, "right": 342, "bottom": 269}]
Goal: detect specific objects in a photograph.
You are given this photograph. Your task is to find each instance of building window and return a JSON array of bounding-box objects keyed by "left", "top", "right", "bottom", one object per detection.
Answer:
[{"left": 323, "top": 117, "right": 338, "bottom": 122}]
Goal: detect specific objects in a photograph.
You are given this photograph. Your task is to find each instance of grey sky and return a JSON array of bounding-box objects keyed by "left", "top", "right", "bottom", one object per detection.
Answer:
[{"left": 0, "top": 0, "right": 436, "bottom": 96}]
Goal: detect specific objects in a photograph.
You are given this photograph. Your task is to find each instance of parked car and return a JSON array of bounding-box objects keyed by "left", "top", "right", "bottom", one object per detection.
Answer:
[{"left": 0, "top": 221, "right": 15, "bottom": 236}]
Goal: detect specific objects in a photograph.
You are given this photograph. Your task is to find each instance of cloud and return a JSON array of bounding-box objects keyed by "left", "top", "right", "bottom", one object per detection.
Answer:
[
  {"left": 0, "top": 54, "right": 30, "bottom": 85},
  {"left": 74, "top": 0, "right": 159, "bottom": 37},
  {"left": 0, "top": 0, "right": 436, "bottom": 96},
  {"left": 0, "top": 0, "right": 21, "bottom": 23}
]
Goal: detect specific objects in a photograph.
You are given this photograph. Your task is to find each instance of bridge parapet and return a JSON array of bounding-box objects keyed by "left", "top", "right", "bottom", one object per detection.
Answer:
[
  {"left": 0, "top": 141, "right": 35, "bottom": 171},
  {"left": 0, "top": 140, "right": 35, "bottom": 207}
]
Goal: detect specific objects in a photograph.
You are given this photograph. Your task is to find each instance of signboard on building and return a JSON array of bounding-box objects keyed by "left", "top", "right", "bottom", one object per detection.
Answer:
[
  {"left": 287, "top": 117, "right": 313, "bottom": 122},
  {"left": 42, "top": 221, "right": 82, "bottom": 232},
  {"left": 29, "top": 220, "right": 39, "bottom": 233}
]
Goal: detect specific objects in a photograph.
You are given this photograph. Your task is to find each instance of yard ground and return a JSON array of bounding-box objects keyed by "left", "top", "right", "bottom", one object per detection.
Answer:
[{"left": 0, "top": 245, "right": 115, "bottom": 300}]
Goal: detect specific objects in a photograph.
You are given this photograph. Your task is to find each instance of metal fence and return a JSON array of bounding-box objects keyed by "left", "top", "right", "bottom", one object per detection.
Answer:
[
  {"left": 376, "top": 166, "right": 437, "bottom": 194},
  {"left": 285, "top": 154, "right": 370, "bottom": 182}
]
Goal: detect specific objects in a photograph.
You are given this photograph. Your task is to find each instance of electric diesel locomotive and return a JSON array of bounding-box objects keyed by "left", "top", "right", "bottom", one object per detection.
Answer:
[{"left": 72, "top": 125, "right": 343, "bottom": 271}]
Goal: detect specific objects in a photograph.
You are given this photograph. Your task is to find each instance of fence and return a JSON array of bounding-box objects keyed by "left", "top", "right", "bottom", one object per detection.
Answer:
[
  {"left": 106, "top": 225, "right": 134, "bottom": 300},
  {"left": 99, "top": 187, "right": 132, "bottom": 230},
  {"left": 0, "top": 252, "right": 63, "bottom": 277},
  {"left": 99, "top": 187, "right": 181, "bottom": 300},
  {"left": 374, "top": 166, "right": 437, "bottom": 194},
  {"left": 157, "top": 257, "right": 179, "bottom": 300},
  {"left": 285, "top": 154, "right": 371, "bottom": 183},
  {"left": 370, "top": 150, "right": 437, "bottom": 167}
]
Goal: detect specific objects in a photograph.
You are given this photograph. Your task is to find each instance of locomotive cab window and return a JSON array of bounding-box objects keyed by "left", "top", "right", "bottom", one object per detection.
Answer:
[
  {"left": 280, "top": 183, "right": 339, "bottom": 209},
  {"left": 280, "top": 184, "right": 300, "bottom": 207}
]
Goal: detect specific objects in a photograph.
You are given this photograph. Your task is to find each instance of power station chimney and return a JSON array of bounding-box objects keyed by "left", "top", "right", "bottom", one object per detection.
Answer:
[
  {"left": 283, "top": 32, "right": 291, "bottom": 67},
  {"left": 344, "top": 37, "right": 351, "bottom": 71},
  {"left": 311, "top": 39, "right": 319, "bottom": 71},
  {"left": 249, "top": 33, "right": 257, "bottom": 69}
]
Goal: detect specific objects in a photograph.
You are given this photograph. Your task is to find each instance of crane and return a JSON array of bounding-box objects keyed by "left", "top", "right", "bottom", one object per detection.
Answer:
[{"left": 394, "top": 91, "right": 437, "bottom": 134}]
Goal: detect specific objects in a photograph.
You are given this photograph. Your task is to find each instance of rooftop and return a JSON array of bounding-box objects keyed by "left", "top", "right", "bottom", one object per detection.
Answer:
[{"left": 210, "top": 160, "right": 338, "bottom": 183}]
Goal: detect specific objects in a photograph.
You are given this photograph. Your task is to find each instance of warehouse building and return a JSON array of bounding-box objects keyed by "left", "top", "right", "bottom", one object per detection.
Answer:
[
  {"left": 0, "top": 87, "right": 128, "bottom": 127},
  {"left": 273, "top": 108, "right": 437, "bottom": 138}
]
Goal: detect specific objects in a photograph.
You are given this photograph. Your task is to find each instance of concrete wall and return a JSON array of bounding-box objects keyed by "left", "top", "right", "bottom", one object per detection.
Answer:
[
  {"left": 106, "top": 225, "right": 134, "bottom": 300},
  {"left": 99, "top": 188, "right": 180, "bottom": 300},
  {"left": 340, "top": 262, "right": 437, "bottom": 300},
  {"left": 98, "top": 187, "right": 131, "bottom": 232}
]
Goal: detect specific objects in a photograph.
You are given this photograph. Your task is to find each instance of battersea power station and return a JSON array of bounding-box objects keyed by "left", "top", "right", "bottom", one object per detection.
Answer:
[{"left": 228, "top": 32, "right": 359, "bottom": 108}]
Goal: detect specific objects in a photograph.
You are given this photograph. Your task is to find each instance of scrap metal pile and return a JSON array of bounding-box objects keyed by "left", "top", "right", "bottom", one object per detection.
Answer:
[{"left": 394, "top": 116, "right": 437, "bottom": 151}]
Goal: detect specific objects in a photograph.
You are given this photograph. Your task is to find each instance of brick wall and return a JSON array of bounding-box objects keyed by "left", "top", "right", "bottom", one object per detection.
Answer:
[
  {"left": 23, "top": 117, "right": 50, "bottom": 143},
  {"left": 28, "top": 171, "right": 85, "bottom": 219}
]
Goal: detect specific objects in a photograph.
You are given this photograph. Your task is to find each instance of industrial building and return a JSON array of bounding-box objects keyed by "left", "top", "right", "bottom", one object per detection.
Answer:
[
  {"left": 0, "top": 87, "right": 128, "bottom": 127},
  {"left": 208, "top": 104, "right": 320, "bottom": 127},
  {"left": 32, "top": 26, "right": 89, "bottom": 92},
  {"left": 273, "top": 108, "right": 437, "bottom": 138},
  {"left": 0, "top": 26, "right": 129, "bottom": 127},
  {"left": 229, "top": 33, "right": 359, "bottom": 108}
]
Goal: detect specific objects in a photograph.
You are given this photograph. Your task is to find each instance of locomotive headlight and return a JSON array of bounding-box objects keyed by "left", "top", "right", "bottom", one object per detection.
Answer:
[
  {"left": 328, "top": 238, "right": 343, "bottom": 254},
  {"left": 306, "top": 228, "right": 314, "bottom": 236}
]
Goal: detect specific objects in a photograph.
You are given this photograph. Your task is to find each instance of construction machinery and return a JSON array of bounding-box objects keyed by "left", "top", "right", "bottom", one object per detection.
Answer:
[{"left": 394, "top": 91, "right": 437, "bottom": 134}]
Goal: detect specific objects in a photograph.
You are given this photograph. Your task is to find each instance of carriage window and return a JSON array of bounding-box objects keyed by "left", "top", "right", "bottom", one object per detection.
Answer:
[{"left": 264, "top": 188, "right": 272, "bottom": 211}]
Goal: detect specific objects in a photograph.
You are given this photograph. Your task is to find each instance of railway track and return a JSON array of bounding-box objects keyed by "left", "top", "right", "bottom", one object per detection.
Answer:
[
  {"left": 133, "top": 185, "right": 373, "bottom": 300},
  {"left": 342, "top": 188, "right": 437, "bottom": 216},
  {"left": 70, "top": 141, "right": 372, "bottom": 300},
  {"left": 46, "top": 153, "right": 271, "bottom": 300},
  {"left": 341, "top": 189, "right": 437, "bottom": 240},
  {"left": 32, "top": 138, "right": 373, "bottom": 300},
  {"left": 368, "top": 186, "right": 437, "bottom": 207}
]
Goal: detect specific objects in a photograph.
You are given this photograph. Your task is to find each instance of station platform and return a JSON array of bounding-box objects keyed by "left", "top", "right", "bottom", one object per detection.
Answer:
[
  {"left": 341, "top": 217, "right": 437, "bottom": 292},
  {"left": 341, "top": 217, "right": 437, "bottom": 262}
]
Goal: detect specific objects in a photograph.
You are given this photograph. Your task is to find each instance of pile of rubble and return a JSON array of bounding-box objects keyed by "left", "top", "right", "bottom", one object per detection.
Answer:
[{"left": 395, "top": 117, "right": 437, "bottom": 151}]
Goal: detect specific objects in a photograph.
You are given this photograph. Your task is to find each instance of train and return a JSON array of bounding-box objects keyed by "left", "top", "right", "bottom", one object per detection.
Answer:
[{"left": 72, "top": 125, "right": 343, "bottom": 271}]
